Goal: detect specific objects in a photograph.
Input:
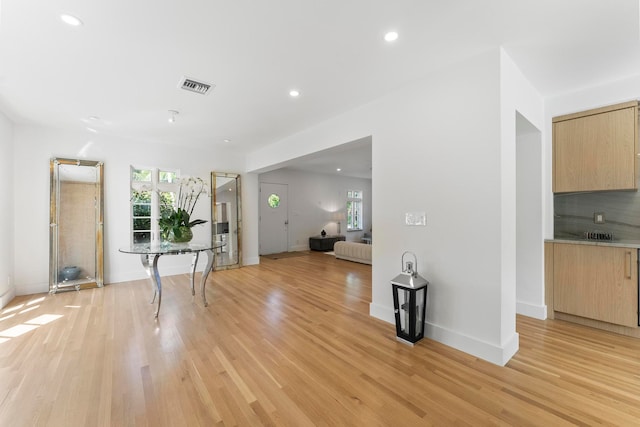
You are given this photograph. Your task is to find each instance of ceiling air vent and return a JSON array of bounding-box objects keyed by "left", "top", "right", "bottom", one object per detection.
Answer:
[{"left": 178, "top": 76, "right": 214, "bottom": 95}]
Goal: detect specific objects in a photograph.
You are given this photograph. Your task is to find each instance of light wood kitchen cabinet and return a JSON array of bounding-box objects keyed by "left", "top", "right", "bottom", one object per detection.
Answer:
[
  {"left": 553, "top": 101, "right": 638, "bottom": 193},
  {"left": 553, "top": 243, "right": 638, "bottom": 328}
]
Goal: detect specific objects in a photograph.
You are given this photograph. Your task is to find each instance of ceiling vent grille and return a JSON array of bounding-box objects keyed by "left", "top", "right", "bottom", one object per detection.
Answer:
[{"left": 178, "top": 76, "right": 214, "bottom": 95}]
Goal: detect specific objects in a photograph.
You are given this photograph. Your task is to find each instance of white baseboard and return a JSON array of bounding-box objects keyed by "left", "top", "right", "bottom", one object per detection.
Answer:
[
  {"left": 108, "top": 263, "right": 205, "bottom": 285},
  {"left": 516, "top": 301, "right": 547, "bottom": 320},
  {"left": 370, "top": 302, "right": 519, "bottom": 366},
  {"left": 108, "top": 259, "right": 263, "bottom": 284},
  {"left": 427, "top": 322, "right": 519, "bottom": 366},
  {"left": 243, "top": 256, "right": 260, "bottom": 266},
  {"left": 13, "top": 257, "right": 260, "bottom": 297},
  {"left": 0, "top": 287, "right": 16, "bottom": 309},
  {"left": 369, "top": 302, "right": 395, "bottom": 324},
  {"left": 16, "top": 282, "right": 49, "bottom": 296},
  {"left": 107, "top": 270, "right": 152, "bottom": 285},
  {"left": 289, "top": 244, "right": 308, "bottom": 252}
]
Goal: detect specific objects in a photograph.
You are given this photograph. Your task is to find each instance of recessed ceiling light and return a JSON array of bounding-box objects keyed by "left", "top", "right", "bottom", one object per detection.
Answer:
[
  {"left": 336, "top": 168, "right": 342, "bottom": 172},
  {"left": 60, "top": 14, "right": 83, "bottom": 27},
  {"left": 86, "top": 127, "right": 98, "bottom": 133},
  {"left": 223, "top": 139, "right": 231, "bottom": 143},
  {"left": 289, "top": 90, "right": 300, "bottom": 97},
  {"left": 384, "top": 31, "right": 398, "bottom": 42}
]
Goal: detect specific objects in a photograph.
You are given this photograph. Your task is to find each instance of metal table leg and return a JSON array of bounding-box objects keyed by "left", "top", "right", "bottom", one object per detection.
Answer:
[
  {"left": 137, "top": 249, "right": 213, "bottom": 318},
  {"left": 189, "top": 252, "right": 200, "bottom": 296},
  {"left": 140, "top": 254, "right": 155, "bottom": 302},
  {"left": 140, "top": 253, "right": 163, "bottom": 318},
  {"left": 199, "top": 249, "right": 215, "bottom": 307}
]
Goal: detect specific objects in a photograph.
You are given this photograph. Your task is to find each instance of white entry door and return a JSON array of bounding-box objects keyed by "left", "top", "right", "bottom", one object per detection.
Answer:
[{"left": 259, "top": 182, "right": 289, "bottom": 255}]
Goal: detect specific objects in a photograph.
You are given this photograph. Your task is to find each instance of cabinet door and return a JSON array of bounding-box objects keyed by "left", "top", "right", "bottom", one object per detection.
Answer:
[
  {"left": 554, "top": 244, "right": 638, "bottom": 327},
  {"left": 553, "top": 106, "right": 637, "bottom": 193}
]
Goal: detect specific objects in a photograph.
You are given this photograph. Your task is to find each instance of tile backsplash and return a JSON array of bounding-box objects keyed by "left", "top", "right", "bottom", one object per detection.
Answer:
[{"left": 554, "top": 189, "right": 640, "bottom": 241}]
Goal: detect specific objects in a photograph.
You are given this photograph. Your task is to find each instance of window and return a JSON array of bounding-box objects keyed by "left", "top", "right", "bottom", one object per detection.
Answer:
[
  {"left": 130, "top": 166, "right": 179, "bottom": 243},
  {"left": 346, "top": 190, "right": 363, "bottom": 231},
  {"left": 267, "top": 193, "right": 280, "bottom": 208}
]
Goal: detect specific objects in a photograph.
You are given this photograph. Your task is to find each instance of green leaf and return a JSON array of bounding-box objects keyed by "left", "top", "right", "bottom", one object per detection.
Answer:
[{"left": 179, "top": 208, "right": 190, "bottom": 225}]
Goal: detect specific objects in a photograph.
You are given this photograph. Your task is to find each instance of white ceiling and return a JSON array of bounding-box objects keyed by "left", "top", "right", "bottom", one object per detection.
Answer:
[
  {"left": 1, "top": 0, "right": 640, "bottom": 169},
  {"left": 280, "top": 136, "right": 372, "bottom": 179}
]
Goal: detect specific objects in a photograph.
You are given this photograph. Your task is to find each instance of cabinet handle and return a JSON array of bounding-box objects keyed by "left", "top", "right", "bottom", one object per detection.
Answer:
[{"left": 626, "top": 251, "right": 632, "bottom": 279}]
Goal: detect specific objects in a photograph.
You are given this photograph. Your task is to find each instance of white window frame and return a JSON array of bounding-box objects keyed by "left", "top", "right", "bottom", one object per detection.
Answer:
[
  {"left": 130, "top": 166, "right": 180, "bottom": 244},
  {"left": 346, "top": 190, "right": 363, "bottom": 232}
]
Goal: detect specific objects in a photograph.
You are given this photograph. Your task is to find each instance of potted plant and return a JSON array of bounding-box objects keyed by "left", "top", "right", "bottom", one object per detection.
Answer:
[{"left": 159, "top": 176, "right": 208, "bottom": 243}]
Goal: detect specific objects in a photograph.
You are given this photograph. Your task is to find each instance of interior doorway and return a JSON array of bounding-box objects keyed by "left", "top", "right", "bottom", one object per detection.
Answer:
[
  {"left": 515, "top": 112, "right": 544, "bottom": 318},
  {"left": 259, "top": 182, "right": 289, "bottom": 255}
]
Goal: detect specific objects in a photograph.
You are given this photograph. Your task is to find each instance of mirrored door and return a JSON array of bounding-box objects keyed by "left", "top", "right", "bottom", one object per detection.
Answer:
[
  {"left": 211, "top": 172, "right": 241, "bottom": 269},
  {"left": 50, "top": 158, "right": 104, "bottom": 293}
]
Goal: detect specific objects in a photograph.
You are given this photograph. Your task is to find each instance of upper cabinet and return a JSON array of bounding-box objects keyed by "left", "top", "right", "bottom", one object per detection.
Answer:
[{"left": 553, "top": 101, "right": 638, "bottom": 193}]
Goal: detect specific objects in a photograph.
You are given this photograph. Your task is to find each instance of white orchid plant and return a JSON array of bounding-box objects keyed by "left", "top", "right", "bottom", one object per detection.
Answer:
[{"left": 159, "top": 176, "right": 208, "bottom": 240}]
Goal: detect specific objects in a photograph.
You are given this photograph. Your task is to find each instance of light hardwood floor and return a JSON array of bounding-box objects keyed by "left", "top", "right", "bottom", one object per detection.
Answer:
[{"left": 2, "top": 252, "right": 640, "bottom": 426}]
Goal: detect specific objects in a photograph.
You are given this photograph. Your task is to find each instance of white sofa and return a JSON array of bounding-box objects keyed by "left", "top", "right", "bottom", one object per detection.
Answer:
[{"left": 334, "top": 241, "right": 372, "bottom": 265}]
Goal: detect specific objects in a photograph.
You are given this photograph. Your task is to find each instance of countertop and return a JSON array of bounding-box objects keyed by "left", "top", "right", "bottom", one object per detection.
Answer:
[{"left": 546, "top": 238, "right": 640, "bottom": 249}]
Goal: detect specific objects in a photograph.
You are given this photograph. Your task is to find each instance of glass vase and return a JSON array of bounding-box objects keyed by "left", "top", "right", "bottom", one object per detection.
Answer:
[{"left": 168, "top": 226, "right": 193, "bottom": 243}]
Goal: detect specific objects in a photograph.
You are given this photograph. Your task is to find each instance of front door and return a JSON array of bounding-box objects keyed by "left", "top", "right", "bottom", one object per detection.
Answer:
[{"left": 259, "top": 182, "right": 288, "bottom": 255}]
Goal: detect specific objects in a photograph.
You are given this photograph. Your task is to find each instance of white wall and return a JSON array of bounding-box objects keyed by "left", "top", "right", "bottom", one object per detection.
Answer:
[
  {"left": 242, "top": 172, "right": 260, "bottom": 266},
  {"left": 12, "top": 125, "right": 258, "bottom": 295},
  {"left": 500, "top": 50, "right": 546, "bottom": 335},
  {"left": 516, "top": 118, "right": 544, "bottom": 318},
  {"left": 247, "top": 49, "right": 527, "bottom": 365},
  {"left": 258, "top": 168, "right": 372, "bottom": 251},
  {"left": 0, "top": 112, "right": 14, "bottom": 308}
]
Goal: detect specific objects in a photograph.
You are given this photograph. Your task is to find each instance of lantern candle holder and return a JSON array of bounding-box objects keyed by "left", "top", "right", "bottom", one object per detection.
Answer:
[{"left": 390, "top": 251, "right": 429, "bottom": 345}]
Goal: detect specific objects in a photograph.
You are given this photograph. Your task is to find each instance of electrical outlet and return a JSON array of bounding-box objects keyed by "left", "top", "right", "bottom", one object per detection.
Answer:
[{"left": 594, "top": 212, "right": 606, "bottom": 224}]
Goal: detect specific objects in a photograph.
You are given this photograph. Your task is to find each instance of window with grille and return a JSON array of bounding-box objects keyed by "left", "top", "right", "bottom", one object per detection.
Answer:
[
  {"left": 346, "top": 190, "right": 363, "bottom": 231},
  {"left": 130, "top": 167, "right": 179, "bottom": 244}
]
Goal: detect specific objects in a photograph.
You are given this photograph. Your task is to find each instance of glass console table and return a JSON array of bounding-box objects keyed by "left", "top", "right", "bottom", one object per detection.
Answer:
[{"left": 119, "top": 241, "right": 225, "bottom": 318}]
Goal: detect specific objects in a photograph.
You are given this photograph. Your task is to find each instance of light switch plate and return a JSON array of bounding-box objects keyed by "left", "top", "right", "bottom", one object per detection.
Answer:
[
  {"left": 594, "top": 212, "right": 605, "bottom": 224},
  {"left": 405, "top": 212, "right": 426, "bottom": 226}
]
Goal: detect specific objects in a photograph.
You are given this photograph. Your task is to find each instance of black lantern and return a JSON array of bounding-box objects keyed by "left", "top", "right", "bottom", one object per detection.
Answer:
[{"left": 391, "top": 251, "right": 429, "bottom": 345}]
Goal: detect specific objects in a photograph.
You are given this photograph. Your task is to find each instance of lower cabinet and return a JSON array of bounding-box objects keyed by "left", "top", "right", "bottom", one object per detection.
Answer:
[
  {"left": 308, "top": 235, "right": 345, "bottom": 251},
  {"left": 553, "top": 243, "right": 638, "bottom": 328}
]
